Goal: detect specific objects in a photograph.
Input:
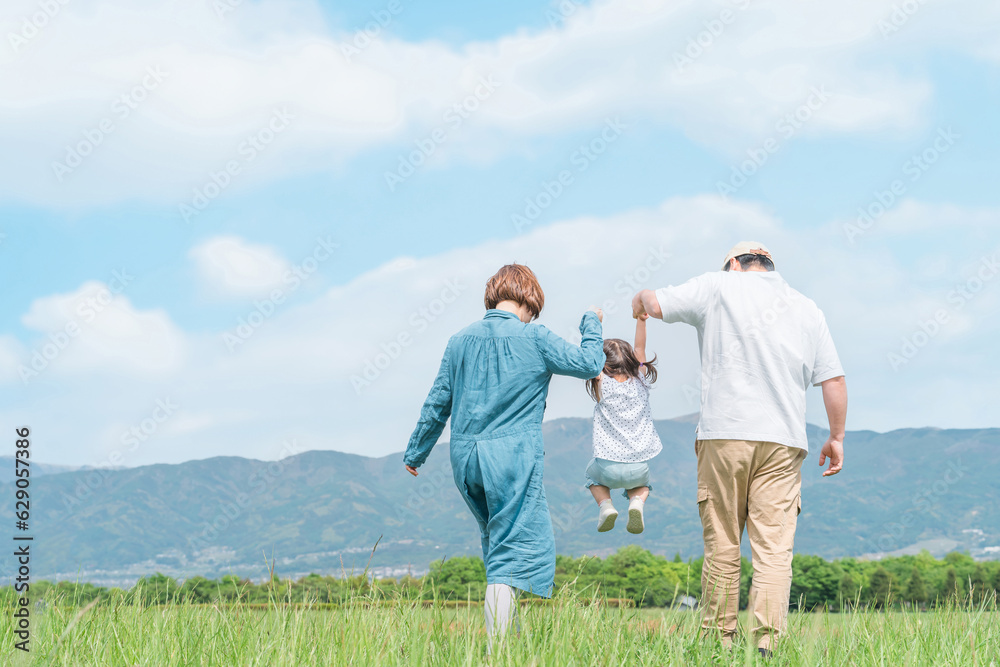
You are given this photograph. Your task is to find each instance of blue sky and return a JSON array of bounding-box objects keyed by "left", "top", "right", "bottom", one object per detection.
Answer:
[
  {"left": 1, "top": 0, "right": 998, "bottom": 466},
  {"left": 318, "top": 0, "right": 568, "bottom": 44}
]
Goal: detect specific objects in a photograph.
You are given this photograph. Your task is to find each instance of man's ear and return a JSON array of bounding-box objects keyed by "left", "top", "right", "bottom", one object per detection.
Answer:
[{"left": 728, "top": 257, "right": 741, "bottom": 272}]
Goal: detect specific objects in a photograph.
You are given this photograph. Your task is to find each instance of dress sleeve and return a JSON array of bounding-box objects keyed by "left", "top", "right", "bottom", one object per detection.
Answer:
[
  {"left": 403, "top": 341, "right": 453, "bottom": 468},
  {"left": 535, "top": 311, "right": 606, "bottom": 379},
  {"left": 654, "top": 272, "right": 719, "bottom": 327}
]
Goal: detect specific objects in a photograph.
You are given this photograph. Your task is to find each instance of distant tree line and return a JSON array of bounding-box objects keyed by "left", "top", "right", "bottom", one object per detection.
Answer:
[{"left": 3, "top": 547, "right": 998, "bottom": 610}]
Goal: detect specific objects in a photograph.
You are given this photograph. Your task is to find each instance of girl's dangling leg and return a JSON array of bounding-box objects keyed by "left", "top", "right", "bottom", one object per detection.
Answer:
[
  {"left": 626, "top": 486, "right": 649, "bottom": 534},
  {"left": 589, "top": 484, "right": 618, "bottom": 532}
]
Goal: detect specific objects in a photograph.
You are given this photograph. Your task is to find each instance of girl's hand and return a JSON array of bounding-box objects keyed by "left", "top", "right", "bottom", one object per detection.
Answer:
[
  {"left": 405, "top": 465, "right": 419, "bottom": 476},
  {"left": 637, "top": 313, "right": 649, "bottom": 321},
  {"left": 588, "top": 306, "right": 604, "bottom": 322}
]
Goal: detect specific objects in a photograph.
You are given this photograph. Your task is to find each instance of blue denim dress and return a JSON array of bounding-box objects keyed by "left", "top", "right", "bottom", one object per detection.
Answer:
[{"left": 404, "top": 309, "right": 605, "bottom": 597}]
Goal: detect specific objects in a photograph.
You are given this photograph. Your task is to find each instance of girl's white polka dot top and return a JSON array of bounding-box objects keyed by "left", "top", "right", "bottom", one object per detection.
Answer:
[{"left": 592, "top": 373, "right": 663, "bottom": 463}]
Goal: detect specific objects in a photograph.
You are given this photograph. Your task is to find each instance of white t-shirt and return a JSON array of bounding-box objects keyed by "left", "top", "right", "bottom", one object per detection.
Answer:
[
  {"left": 593, "top": 374, "right": 663, "bottom": 462},
  {"left": 655, "top": 271, "right": 844, "bottom": 451}
]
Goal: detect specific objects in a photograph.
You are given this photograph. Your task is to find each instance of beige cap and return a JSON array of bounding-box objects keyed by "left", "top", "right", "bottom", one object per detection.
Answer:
[{"left": 723, "top": 241, "right": 774, "bottom": 269}]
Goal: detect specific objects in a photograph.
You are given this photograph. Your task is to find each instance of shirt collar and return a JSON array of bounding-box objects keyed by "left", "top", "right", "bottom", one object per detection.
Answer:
[{"left": 484, "top": 309, "right": 521, "bottom": 320}]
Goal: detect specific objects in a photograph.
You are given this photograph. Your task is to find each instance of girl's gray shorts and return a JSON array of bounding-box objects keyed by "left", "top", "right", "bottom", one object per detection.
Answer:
[{"left": 585, "top": 457, "right": 652, "bottom": 499}]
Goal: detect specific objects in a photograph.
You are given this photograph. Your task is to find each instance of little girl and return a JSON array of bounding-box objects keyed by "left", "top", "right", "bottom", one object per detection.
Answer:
[{"left": 584, "top": 313, "right": 662, "bottom": 534}]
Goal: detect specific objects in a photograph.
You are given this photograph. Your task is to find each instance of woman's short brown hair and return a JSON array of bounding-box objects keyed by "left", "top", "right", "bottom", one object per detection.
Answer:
[{"left": 484, "top": 264, "right": 545, "bottom": 320}]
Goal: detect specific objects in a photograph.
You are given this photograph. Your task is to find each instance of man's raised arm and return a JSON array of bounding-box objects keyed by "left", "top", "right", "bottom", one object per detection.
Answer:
[{"left": 631, "top": 289, "right": 662, "bottom": 320}]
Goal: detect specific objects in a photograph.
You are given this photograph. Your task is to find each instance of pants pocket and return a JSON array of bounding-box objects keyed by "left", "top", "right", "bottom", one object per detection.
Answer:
[
  {"left": 697, "top": 486, "right": 709, "bottom": 506},
  {"left": 696, "top": 486, "right": 713, "bottom": 539}
]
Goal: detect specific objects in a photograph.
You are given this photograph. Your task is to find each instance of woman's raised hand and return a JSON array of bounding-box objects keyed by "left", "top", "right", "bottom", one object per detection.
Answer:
[{"left": 588, "top": 306, "right": 604, "bottom": 322}]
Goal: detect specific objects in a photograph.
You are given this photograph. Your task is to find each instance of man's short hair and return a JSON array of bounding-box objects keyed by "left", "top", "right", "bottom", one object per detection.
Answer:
[
  {"left": 484, "top": 264, "right": 545, "bottom": 320},
  {"left": 724, "top": 253, "right": 776, "bottom": 272}
]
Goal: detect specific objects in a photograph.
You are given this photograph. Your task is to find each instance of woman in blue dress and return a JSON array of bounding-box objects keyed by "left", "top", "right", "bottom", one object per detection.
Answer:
[{"left": 403, "top": 263, "right": 605, "bottom": 647}]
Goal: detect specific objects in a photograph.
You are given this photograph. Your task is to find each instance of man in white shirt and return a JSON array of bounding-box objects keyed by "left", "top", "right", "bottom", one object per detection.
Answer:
[{"left": 631, "top": 242, "right": 847, "bottom": 658}]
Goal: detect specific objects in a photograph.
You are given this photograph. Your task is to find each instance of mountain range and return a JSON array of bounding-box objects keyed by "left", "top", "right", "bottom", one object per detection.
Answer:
[{"left": 2, "top": 417, "right": 997, "bottom": 587}]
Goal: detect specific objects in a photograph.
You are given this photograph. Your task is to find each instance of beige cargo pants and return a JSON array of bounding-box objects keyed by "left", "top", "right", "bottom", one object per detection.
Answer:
[{"left": 695, "top": 439, "right": 807, "bottom": 651}]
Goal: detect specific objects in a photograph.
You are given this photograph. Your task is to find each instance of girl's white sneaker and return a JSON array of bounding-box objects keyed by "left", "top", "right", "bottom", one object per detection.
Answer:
[
  {"left": 597, "top": 500, "right": 618, "bottom": 532},
  {"left": 627, "top": 497, "right": 645, "bottom": 534}
]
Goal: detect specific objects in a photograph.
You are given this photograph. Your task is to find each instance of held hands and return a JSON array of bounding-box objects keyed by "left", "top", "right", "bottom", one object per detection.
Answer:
[
  {"left": 632, "top": 289, "right": 663, "bottom": 320},
  {"left": 631, "top": 292, "right": 647, "bottom": 320},
  {"left": 588, "top": 306, "right": 604, "bottom": 322},
  {"left": 818, "top": 436, "right": 844, "bottom": 477}
]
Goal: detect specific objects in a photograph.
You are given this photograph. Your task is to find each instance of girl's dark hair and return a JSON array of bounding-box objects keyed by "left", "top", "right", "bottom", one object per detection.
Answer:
[{"left": 586, "top": 338, "right": 657, "bottom": 402}]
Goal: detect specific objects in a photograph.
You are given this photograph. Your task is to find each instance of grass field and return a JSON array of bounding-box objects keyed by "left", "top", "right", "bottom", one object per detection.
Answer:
[{"left": 3, "top": 595, "right": 998, "bottom": 666}]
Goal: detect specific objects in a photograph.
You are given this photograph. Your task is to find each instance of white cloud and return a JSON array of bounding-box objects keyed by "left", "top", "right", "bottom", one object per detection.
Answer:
[
  {"left": 189, "top": 235, "right": 293, "bottom": 298},
  {"left": 16, "top": 280, "right": 187, "bottom": 379},
  {"left": 0, "top": 0, "right": 996, "bottom": 205},
  {"left": 862, "top": 199, "right": 1000, "bottom": 236},
  {"left": 5, "top": 196, "right": 999, "bottom": 467}
]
